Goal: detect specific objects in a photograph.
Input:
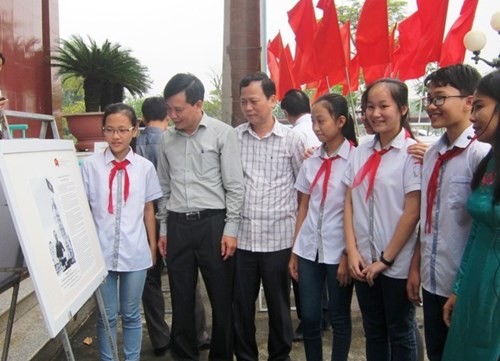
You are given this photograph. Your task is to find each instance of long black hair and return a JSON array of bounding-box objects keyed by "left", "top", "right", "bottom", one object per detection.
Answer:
[{"left": 470, "top": 70, "right": 500, "bottom": 203}]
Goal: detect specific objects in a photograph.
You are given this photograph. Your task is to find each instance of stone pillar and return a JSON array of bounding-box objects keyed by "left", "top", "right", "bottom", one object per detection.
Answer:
[{"left": 222, "top": 0, "right": 262, "bottom": 127}]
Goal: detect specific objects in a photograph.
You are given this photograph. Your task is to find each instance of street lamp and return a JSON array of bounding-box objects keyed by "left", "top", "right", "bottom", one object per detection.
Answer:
[{"left": 463, "top": 11, "right": 500, "bottom": 69}]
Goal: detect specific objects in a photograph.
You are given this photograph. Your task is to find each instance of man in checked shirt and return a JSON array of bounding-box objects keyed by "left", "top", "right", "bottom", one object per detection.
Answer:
[{"left": 233, "top": 72, "right": 307, "bottom": 361}]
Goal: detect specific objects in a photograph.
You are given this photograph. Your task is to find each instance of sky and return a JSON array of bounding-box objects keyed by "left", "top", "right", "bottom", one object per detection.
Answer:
[{"left": 59, "top": 0, "right": 498, "bottom": 97}]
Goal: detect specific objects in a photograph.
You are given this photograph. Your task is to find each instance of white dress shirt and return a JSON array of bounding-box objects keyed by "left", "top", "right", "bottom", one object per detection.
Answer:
[
  {"left": 291, "top": 113, "right": 321, "bottom": 148},
  {"left": 420, "top": 126, "right": 490, "bottom": 296},
  {"left": 236, "top": 119, "right": 306, "bottom": 252}
]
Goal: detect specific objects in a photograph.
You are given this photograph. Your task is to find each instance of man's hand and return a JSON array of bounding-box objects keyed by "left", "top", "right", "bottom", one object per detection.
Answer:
[
  {"left": 158, "top": 236, "right": 167, "bottom": 258},
  {"left": 221, "top": 235, "right": 237, "bottom": 261}
]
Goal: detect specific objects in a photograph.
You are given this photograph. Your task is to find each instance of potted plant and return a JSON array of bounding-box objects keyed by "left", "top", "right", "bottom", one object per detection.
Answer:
[{"left": 51, "top": 35, "right": 151, "bottom": 151}]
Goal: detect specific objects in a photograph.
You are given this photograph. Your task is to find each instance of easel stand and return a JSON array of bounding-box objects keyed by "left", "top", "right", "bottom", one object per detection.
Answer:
[
  {"left": 53, "top": 288, "right": 118, "bottom": 361},
  {"left": 58, "top": 328, "right": 75, "bottom": 361},
  {"left": 95, "top": 288, "right": 119, "bottom": 361}
]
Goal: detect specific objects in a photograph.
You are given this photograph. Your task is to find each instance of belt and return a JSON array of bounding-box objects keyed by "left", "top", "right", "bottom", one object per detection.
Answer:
[{"left": 168, "top": 209, "right": 226, "bottom": 222}]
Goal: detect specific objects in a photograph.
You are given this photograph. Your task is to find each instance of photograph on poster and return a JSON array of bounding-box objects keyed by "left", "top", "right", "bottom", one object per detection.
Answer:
[
  {"left": 31, "top": 176, "right": 80, "bottom": 288},
  {"left": 0, "top": 139, "right": 107, "bottom": 338}
]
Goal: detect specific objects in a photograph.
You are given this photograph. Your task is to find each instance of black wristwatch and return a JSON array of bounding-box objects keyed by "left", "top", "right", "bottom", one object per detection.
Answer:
[{"left": 380, "top": 251, "right": 394, "bottom": 267}]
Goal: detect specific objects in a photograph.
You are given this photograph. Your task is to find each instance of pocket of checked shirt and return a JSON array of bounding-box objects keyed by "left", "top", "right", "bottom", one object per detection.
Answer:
[
  {"left": 448, "top": 176, "right": 471, "bottom": 209},
  {"left": 264, "top": 154, "right": 286, "bottom": 180},
  {"left": 200, "top": 150, "right": 220, "bottom": 179}
]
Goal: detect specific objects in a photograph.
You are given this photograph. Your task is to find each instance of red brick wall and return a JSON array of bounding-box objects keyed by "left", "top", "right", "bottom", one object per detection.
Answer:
[{"left": 0, "top": 0, "right": 61, "bottom": 138}]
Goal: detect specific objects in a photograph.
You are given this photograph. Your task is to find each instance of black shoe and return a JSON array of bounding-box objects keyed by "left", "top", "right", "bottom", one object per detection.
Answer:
[
  {"left": 153, "top": 344, "right": 169, "bottom": 357},
  {"left": 198, "top": 338, "right": 211, "bottom": 350}
]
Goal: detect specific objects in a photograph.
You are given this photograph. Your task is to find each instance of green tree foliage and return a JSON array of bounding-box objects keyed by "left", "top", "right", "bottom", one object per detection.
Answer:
[
  {"left": 202, "top": 70, "right": 223, "bottom": 120},
  {"left": 337, "top": 0, "right": 408, "bottom": 31},
  {"left": 61, "top": 76, "right": 85, "bottom": 114},
  {"left": 52, "top": 35, "right": 151, "bottom": 112}
]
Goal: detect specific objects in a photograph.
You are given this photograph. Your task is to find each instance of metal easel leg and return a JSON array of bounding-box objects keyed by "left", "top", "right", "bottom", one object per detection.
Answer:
[
  {"left": 94, "top": 288, "right": 119, "bottom": 361},
  {"left": 1, "top": 277, "right": 20, "bottom": 361},
  {"left": 59, "top": 328, "right": 75, "bottom": 361}
]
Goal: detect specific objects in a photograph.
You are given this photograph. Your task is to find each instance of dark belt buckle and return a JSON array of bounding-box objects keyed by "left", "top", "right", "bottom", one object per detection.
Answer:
[{"left": 185, "top": 211, "right": 201, "bottom": 221}]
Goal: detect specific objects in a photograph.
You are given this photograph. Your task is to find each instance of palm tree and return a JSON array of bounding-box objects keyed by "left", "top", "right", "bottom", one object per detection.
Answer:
[{"left": 51, "top": 35, "right": 151, "bottom": 112}]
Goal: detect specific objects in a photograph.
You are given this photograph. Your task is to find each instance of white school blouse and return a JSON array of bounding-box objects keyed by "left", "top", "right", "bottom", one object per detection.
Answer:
[
  {"left": 293, "top": 139, "right": 353, "bottom": 264},
  {"left": 81, "top": 148, "right": 162, "bottom": 272},
  {"left": 343, "top": 129, "right": 422, "bottom": 279},
  {"left": 419, "top": 126, "right": 490, "bottom": 297}
]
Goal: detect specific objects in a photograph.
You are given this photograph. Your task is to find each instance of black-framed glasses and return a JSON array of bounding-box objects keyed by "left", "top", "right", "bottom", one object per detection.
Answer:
[
  {"left": 422, "top": 95, "right": 467, "bottom": 107},
  {"left": 102, "top": 126, "right": 135, "bottom": 136}
]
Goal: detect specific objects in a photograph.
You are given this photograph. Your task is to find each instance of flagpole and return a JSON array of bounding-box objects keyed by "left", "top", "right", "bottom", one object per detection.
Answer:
[
  {"left": 260, "top": 0, "right": 267, "bottom": 72},
  {"left": 343, "top": 66, "right": 361, "bottom": 139}
]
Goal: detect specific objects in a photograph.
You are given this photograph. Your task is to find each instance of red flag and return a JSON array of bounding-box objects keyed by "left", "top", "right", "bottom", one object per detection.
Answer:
[
  {"left": 314, "top": 0, "right": 345, "bottom": 80},
  {"left": 363, "top": 64, "right": 389, "bottom": 85},
  {"left": 288, "top": 0, "right": 320, "bottom": 83},
  {"left": 407, "top": 0, "right": 449, "bottom": 78},
  {"left": 267, "top": 34, "right": 283, "bottom": 86},
  {"left": 362, "top": 23, "right": 397, "bottom": 84},
  {"left": 277, "top": 44, "right": 297, "bottom": 100},
  {"left": 392, "top": 12, "right": 423, "bottom": 81},
  {"left": 312, "top": 78, "right": 330, "bottom": 102},
  {"left": 337, "top": 21, "right": 359, "bottom": 94},
  {"left": 268, "top": 32, "right": 283, "bottom": 57},
  {"left": 355, "top": 0, "right": 390, "bottom": 67},
  {"left": 341, "top": 54, "right": 360, "bottom": 95},
  {"left": 439, "top": 0, "right": 479, "bottom": 67}
]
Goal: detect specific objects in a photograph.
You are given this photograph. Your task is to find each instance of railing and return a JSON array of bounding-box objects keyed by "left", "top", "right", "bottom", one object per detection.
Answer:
[{"left": 0, "top": 110, "right": 60, "bottom": 139}]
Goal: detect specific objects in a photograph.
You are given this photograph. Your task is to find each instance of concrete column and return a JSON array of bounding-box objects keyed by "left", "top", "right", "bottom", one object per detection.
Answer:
[{"left": 222, "top": 0, "right": 262, "bottom": 127}]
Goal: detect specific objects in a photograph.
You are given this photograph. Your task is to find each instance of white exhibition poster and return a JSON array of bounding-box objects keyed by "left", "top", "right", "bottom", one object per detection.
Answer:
[{"left": 0, "top": 139, "right": 107, "bottom": 338}]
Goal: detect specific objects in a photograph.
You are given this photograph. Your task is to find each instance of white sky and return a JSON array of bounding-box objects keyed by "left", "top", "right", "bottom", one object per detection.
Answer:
[{"left": 59, "top": 0, "right": 498, "bottom": 96}]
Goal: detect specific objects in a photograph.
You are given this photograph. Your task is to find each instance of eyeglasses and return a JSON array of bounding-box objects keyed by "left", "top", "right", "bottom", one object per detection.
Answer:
[
  {"left": 102, "top": 126, "right": 135, "bottom": 136},
  {"left": 422, "top": 95, "right": 467, "bottom": 107}
]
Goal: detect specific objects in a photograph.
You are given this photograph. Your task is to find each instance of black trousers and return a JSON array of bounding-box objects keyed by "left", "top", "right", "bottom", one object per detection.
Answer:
[
  {"left": 142, "top": 250, "right": 170, "bottom": 349},
  {"left": 167, "top": 211, "right": 234, "bottom": 361},
  {"left": 233, "top": 248, "right": 293, "bottom": 361},
  {"left": 142, "top": 251, "right": 209, "bottom": 350},
  {"left": 422, "top": 288, "right": 448, "bottom": 361}
]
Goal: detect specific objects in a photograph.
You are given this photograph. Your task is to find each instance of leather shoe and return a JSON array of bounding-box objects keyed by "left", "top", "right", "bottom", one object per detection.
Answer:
[
  {"left": 153, "top": 344, "right": 169, "bottom": 357},
  {"left": 198, "top": 338, "right": 211, "bottom": 350}
]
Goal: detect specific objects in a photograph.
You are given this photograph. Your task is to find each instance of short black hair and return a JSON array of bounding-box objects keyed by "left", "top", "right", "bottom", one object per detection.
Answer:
[
  {"left": 239, "top": 72, "right": 276, "bottom": 98},
  {"left": 424, "top": 64, "right": 481, "bottom": 96},
  {"left": 163, "top": 73, "right": 204, "bottom": 105},
  {"left": 280, "top": 89, "right": 311, "bottom": 116},
  {"left": 0, "top": 52, "right": 5, "bottom": 65},
  {"left": 141, "top": 96, "right": 167, "bottom": 123}
]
